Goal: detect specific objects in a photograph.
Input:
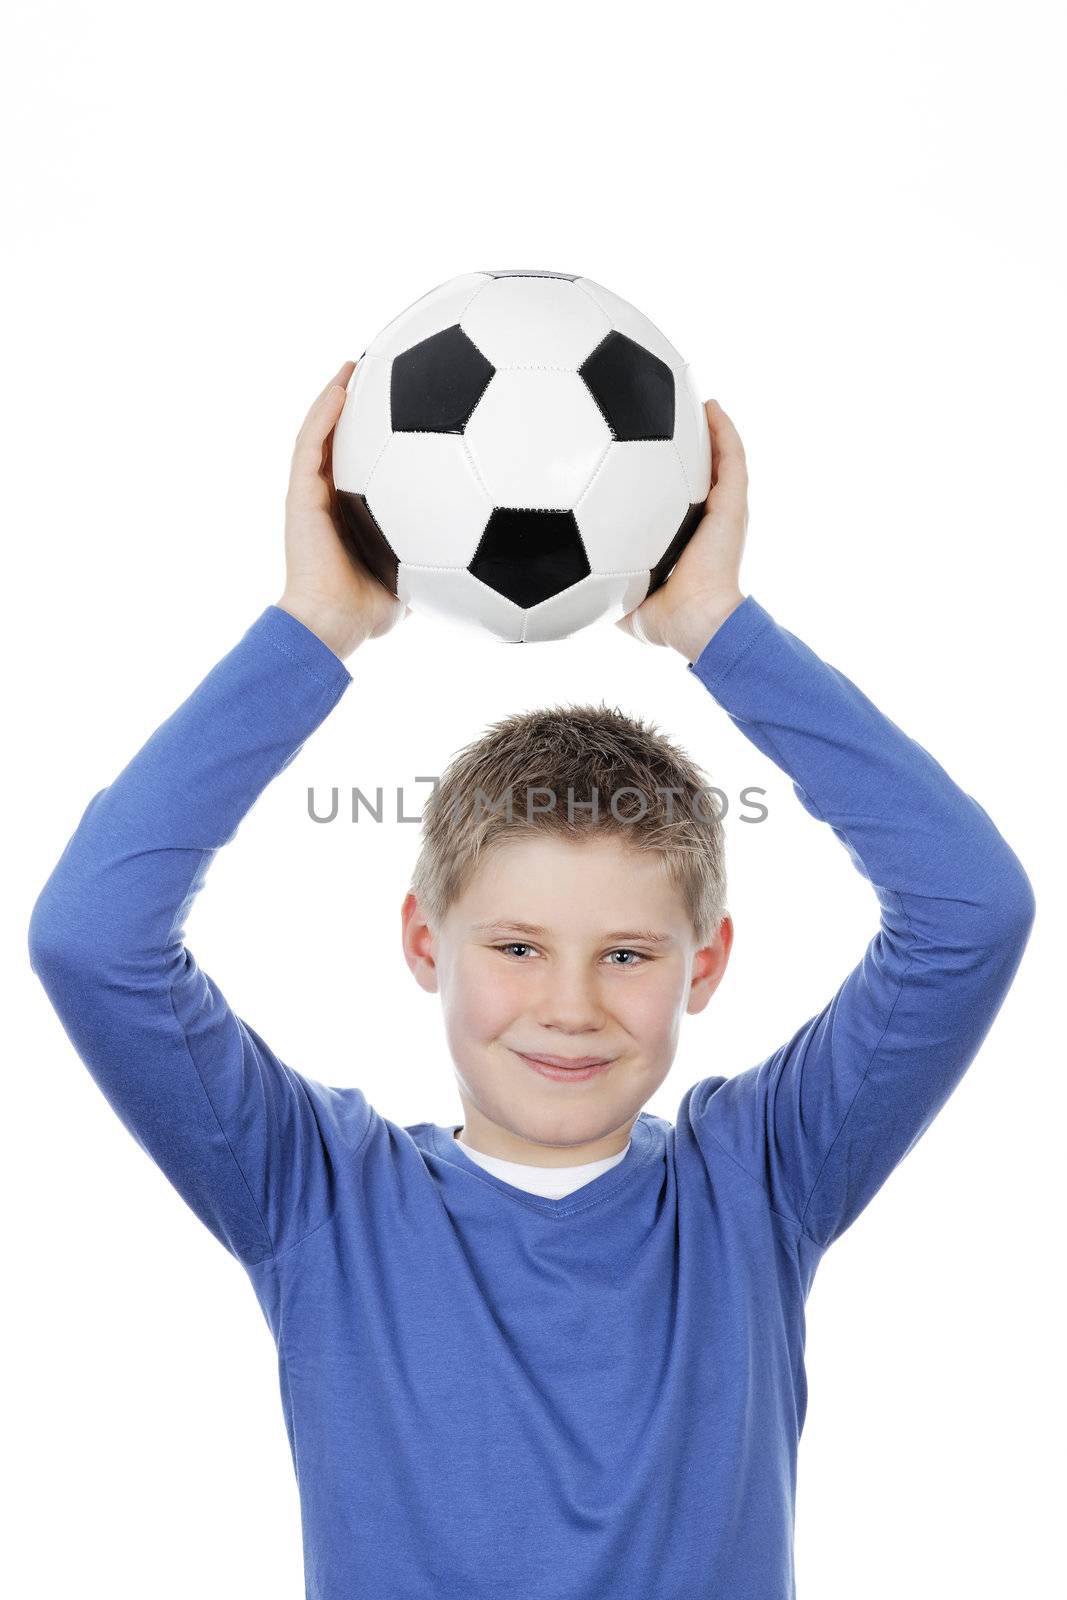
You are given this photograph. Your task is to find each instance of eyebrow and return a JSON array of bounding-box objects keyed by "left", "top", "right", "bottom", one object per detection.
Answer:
[{"left": 472, "top": 920, "right": 676, "bottom": 945}]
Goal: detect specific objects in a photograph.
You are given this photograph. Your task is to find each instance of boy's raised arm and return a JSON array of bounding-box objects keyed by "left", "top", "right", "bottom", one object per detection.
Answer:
[
  {"left": 27, "top": 604, "right": 364, "bottom": 1264},
  {"left": 619, "top": 399, "right": 1036, "bottom": 1251},
  {"left": 682, "top": 596, "right": 1035, "bottom": 1249},
  {"left": 27, "top": 361, "right": 409, "bottom": 1265}
]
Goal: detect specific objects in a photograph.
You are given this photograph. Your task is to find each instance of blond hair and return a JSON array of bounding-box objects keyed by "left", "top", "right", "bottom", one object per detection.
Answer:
[{"left": 410, "top": 702, "right": 728, "bottom": 946}]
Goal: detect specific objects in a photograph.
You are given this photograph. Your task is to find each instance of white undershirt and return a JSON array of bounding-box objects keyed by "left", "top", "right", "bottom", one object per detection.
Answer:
[{"left": 453, "top": 1131, "right": 631, "bottom": 1199}]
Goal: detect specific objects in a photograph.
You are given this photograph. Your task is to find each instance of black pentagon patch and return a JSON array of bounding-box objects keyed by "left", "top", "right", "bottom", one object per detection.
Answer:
[
  {"left": 484, "top": 269, "right": 580, "bottom": 281},
  {"left": 646, "top": 501, "right": 705, "bottom": 598},
  {"left": 580, "top": 331, "right": 675, "bottom": 441},
  {"left": 468, "top": 509, "right": 590, "bottom": 608},
  {"left": 391, "top": 325, "right": 495, "bottom": 433},
  {"left": 335, "top": 490, "right": 401, "bottom": 598}
]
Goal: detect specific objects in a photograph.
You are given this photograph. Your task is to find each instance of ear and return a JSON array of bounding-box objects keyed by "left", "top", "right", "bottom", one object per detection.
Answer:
[
  {"left": 401, "top": 888, "right": 441, "bottom": 994},
  {"left": 686, "top": 914, "right": 734, "bottom": 1016}
]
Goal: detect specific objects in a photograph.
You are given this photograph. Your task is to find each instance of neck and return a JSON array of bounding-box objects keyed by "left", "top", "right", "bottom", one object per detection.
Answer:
[{"left": 454, "top": 1111, "right": 634, "bottom": 1167}]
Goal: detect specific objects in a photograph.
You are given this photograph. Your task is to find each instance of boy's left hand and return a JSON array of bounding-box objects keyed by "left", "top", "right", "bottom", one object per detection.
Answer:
[{"left": 616, "top": 399, "right": 748, "bottom": 661}]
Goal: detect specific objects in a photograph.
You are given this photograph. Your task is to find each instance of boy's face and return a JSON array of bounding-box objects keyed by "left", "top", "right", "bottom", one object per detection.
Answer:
[{"left": 401, "top": 832, "right": 732, "bottom": 1165}]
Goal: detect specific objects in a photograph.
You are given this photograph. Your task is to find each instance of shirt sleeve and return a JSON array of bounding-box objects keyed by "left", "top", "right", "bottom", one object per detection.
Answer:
[
  {"left": 683, "top": 596, "right": 1037, "bottom": 1252},
  {"left": 27, "top": 605, "right": 372, "bottom": 1267}
]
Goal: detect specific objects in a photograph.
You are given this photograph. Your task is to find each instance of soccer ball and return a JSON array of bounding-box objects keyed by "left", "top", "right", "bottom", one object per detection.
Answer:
[{"left": 330, "top": 270, "right": 711, "bottom": 644}]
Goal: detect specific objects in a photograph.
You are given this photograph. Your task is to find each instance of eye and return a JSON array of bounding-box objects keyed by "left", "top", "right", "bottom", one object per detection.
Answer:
[
  {"left": 605, "top": 949, "right": 645, "bottom": 966},
  {"left": 492, "top": 943, "right": 646, "bottom": 966}
]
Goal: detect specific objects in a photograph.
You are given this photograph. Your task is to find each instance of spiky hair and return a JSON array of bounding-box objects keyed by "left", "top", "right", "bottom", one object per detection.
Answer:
[{"left": 410, "top": 701, "right": 728, "bottom": 945}]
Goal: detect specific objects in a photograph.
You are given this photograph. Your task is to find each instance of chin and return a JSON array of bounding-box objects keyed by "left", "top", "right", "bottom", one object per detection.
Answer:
[{"left": 520, "top": 1091, "right": 638, "bottom": 1141}]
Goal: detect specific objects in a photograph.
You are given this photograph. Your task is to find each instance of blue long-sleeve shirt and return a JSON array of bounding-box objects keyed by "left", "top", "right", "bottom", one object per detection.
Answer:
[{"left": 27, "top": 597, "right": 1036, "bottom": 1600}]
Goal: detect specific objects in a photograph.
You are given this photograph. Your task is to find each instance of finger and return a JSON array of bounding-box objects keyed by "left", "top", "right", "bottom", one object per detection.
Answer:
[
  {"left": 305, "top": 362, "right": 356, "bottom": 428},
  {"left": 322, "top": 359, "right": 356, "bottom": 397},
  {"left": 705, "top": 400, "right": 747, "bottom": 467},
  {"left": 294, "top": 361, "right": 357, "bottom": 466},
  {"left": 704, "top": 399, "right": 748, "bottom": 499}
]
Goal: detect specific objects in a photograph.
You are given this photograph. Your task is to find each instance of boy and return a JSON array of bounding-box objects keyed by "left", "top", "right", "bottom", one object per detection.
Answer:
[{"left": 28, "top": 361, "right": 1036, "bottom": 1599}]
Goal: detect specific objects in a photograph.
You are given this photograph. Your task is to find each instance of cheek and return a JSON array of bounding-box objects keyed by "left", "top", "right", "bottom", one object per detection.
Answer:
[
  {"left": 621, "top": 977, "right": 683, "bottom": 1044},
  {"left": 447, "top": 954, "right": 522, "bottom": 1042},
  {"left": 607, "top": 956, "right": 692, "bottom": 1048}
]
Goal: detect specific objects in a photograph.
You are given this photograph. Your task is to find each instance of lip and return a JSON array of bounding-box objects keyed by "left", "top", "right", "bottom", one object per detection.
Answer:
[{"left": 513, "top": 1050, "right": 616, "bottom": 1083}]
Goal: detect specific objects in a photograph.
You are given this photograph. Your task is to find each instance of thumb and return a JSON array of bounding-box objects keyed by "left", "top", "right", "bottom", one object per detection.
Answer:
[{"left": 616, "top": 607, "right": 644, "bottom": 641}]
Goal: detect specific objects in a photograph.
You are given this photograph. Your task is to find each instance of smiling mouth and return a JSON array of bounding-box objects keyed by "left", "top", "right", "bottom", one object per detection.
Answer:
[
  {"left": 511, "top": 1049, "right": 618, "bottom": 1082},
  {"left": 517, "top": 1052, "right": 615, "bottom": 1069}
]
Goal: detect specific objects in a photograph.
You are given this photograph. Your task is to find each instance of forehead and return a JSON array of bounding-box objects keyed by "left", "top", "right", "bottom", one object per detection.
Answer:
[{"left": 452, "top": 831, "right": 688, "bottom": 930}]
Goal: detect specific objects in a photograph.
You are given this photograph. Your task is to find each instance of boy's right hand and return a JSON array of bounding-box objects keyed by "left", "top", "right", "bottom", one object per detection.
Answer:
[{"left": 276, "top": 360, "right": 411, "bottom": 660}]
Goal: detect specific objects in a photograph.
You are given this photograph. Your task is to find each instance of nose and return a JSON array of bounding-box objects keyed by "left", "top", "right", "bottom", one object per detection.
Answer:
[{"left": 534, "top": 960, "right": 606, "bottom": 1035}]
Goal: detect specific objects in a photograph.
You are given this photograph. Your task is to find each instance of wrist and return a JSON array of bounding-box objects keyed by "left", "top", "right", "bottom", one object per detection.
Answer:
[
  {"left": 668, "top": 590, "right": 746, "bottom": 663},
  {"left": 275, "top": 592, "right": 368, "bottom": 661}
]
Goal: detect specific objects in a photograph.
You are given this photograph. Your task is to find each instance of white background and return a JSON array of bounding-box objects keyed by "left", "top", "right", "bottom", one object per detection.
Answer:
[{"left": 6, "top": 2, "right": 1063, "bottom": 1595}]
